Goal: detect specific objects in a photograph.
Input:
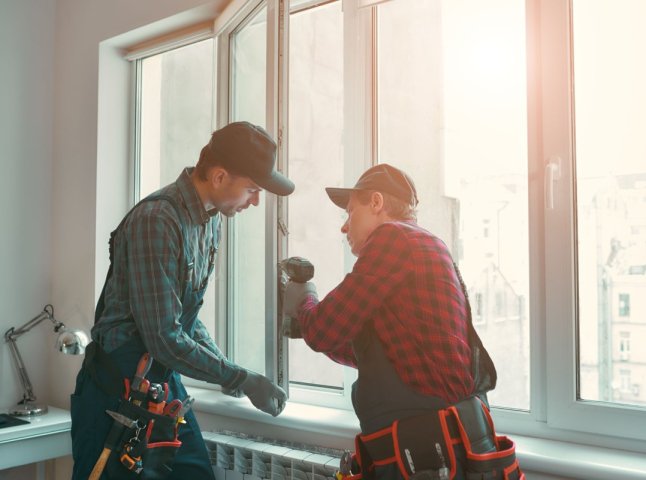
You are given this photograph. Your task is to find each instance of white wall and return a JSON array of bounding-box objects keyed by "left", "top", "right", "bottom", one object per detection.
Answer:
[
  {"left": 0, "top": 0, "right": 227, "bottom": 477},
  {"left": 0, "top": 1, "right": 55, "bottom": 477},
  {"left": 0, "top": 0, "right": 56, "bottom": 416},
  {"left": 50, "top": 0, "right": 231, "bottom": 410}
]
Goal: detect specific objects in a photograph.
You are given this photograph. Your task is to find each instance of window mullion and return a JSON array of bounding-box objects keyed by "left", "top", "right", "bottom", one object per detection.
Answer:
[{"left": 264, "top": 0, "right": 289, "bottom": 391}]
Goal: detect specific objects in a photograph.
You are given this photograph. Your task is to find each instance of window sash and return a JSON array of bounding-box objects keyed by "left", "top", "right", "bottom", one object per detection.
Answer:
[{"left": 537, "top": 0, "right": 646, "bottom": 441}]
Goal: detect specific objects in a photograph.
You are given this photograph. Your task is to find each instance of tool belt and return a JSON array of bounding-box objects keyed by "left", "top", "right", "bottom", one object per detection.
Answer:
[
  {"left": 87, "top": 348, "right": 193, "bottom": 479},
  {"left": 112, "top": 397, "right": 183, "bottom": 479},
  {"left": 340, "top": 396, "right": 524, "bottom": 480}
]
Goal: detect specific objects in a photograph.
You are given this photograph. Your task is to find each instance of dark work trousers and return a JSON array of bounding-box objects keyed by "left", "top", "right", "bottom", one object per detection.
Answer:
[
  {"left": 71, "top": 193, "right": 216, "bottom": 479},
  {"left": 352, "top": 327, "right": 467, "bottom": 480}
]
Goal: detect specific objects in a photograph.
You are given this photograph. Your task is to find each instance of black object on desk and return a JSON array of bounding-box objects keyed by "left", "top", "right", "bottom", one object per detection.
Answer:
[{"left": 0, "top": 413, "right": 30, "bottom": 429}]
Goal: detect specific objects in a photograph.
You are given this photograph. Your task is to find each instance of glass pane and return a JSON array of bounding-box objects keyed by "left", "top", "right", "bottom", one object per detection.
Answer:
[
  {"left": 138, "top": 38, "right": 217, "bottom": 342},
  {"left": 377, "top": 0, "right": 529, "bottom": 410},
  {"left": 574, "top": 0, "right": 646, "bottom": 408},
  {"left": 287, "top": 1, "right": 345, "bottom": 388},
  {"left": 139, "top": 39, "right": 215, "bottom": 197},
  {"left": 229, "top": 5, "right": 268, "bottom": 374}
]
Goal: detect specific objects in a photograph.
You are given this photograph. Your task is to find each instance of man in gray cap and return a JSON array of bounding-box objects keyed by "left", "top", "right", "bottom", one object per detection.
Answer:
[
  {"left": 71, "top": 122, "right": 293, "bottom": 480},
  {"left": 283, "top": 164, "right": 500, "bottom": 480}
]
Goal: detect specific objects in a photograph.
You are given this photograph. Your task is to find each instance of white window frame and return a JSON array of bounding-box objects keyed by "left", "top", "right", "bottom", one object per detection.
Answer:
[
  {"left": 127, "top": 29, "right": 224, "bottom": 392},
  {"left": 214, "top": 0, "right": 646, "bottom": 444},
  {"left": 125, "top": 0, "right": 646, "bottom": 453},
  {"left": 536, "top": 0, "right": 646, "bottom": 443}
]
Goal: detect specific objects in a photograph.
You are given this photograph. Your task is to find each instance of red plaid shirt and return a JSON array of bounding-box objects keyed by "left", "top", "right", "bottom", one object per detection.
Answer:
[{"left": 298, "top": 221, "right": 474, "bottom": 404}]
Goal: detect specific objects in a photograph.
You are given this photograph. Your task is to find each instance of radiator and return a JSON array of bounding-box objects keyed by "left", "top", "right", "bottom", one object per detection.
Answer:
[{"left": 203, "top": 430, "right": 345, "bottom": 480}]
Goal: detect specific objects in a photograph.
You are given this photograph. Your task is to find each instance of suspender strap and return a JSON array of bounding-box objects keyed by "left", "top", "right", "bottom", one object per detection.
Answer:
[
  {"left": 94, "top": 194, "right": 184, "bottom": 325},
  {"left": 453, "top": 262, "right": 498, "bottom": 401}
]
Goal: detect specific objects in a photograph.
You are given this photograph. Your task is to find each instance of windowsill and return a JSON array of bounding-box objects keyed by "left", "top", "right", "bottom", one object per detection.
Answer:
[
  {"left": 188, "top": 386, "right": 359, "bottom": 450},
  {"left": 188, "top": 386, "right": 646, "bottom": 480}
]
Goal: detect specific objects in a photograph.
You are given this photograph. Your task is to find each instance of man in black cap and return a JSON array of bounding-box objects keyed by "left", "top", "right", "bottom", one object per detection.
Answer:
[
  {"left": 71, "top": 122, "right": 293, "bottom": 480},
  {"left": 284, "top": 164, "right": 496, "bottom": 479}
]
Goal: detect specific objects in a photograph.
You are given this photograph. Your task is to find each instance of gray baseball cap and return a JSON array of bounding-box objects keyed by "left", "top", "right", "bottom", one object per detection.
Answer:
[{"left": 326, "top": 163, "right": 418, "bottom": 209}]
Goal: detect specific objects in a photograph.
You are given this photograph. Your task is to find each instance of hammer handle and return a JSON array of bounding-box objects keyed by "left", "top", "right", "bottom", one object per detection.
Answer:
[{"left": 89, "top": 447, "right": 112, "bottom": 480}]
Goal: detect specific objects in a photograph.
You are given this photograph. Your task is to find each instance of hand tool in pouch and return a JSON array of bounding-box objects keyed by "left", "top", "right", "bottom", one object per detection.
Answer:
[
  {"left": 119, "top": 416, "right": 148, "bottom": 473},
  {"left": 130, "top": 353, "right": 153, "bottom": 406},
  {"left": 88, "top": 410, "right": 140, "bottom": 480},
  {"left": 147, "top": 382, "right": 167, "bottom": 414},
  {"left": 176, "top": 396, "right": 194, "bottom": 424}
]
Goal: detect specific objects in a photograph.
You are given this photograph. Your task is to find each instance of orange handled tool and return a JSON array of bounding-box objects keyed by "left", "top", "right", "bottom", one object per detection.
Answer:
[
  {"left": 162, "top": 399, "right": 183, "bottom": 418},
  {"left": 131, "top": 353, "right": 153, "bottom": 394}
]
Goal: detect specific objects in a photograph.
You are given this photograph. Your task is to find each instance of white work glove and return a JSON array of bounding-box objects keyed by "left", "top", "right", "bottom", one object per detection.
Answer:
[
  {"left": 238, "top": 370, "right": 287, "bottom": 417},
  {"left": 283, "top": 281, "right": 317, "bottom": 319}
]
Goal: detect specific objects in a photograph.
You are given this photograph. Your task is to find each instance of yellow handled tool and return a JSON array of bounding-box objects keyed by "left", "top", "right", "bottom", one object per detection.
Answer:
[{"left": 88, "top": 410, "right": 138, "bottom": 480}]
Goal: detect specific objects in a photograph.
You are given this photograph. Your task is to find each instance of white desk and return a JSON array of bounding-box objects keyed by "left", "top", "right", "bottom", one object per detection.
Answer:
[{"left": 0, "top": 406, "right": 72, "bottom": 472}]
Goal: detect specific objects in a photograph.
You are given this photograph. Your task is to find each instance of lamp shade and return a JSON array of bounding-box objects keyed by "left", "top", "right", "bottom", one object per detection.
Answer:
[{"left": 56, "top": 327, "right": 90, "bottom": 355}]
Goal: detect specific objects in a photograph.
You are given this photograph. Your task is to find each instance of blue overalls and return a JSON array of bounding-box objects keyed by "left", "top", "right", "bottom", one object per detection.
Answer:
[{"left": 71, "top": 194, "right": 217, "bottom": 480}]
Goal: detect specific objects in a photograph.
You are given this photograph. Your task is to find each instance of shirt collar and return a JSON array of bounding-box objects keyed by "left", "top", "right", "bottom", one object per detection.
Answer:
[{"left": 177, "top": 167, "right": 220, "bottom": 225}]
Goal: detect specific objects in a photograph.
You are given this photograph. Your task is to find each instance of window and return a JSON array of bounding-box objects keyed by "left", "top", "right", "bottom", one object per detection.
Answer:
[
  {"left": 619, "top": 369, "right": 631, "bottom": 392},
  {"left": 618, "top": 332, "right": 630, "bottom": 362},
  {"left": 473, "top": 293, "right": 485, "bottom": 326},
  {"left": 136, "top": 38, "right": 215, "bottom": 200},
  {"left": 227, "top": 3, "right": 269, "bottom": 375},
  {"left": 376, "top": 0, "right": 530, "bottom": 410},
  {"left": 545, "top": 0, "right": 646, "bottom": 438},
  {"left": 128, "top": 0, "right": 646, "bottom": 447},
  {"left": 618, "top": 293, "right": 631, "bottom": 317},
  {"left": 286, "top": 0, "right": 349, "bottom": 399},
  {"left": 133, "top": 36, "right": 218, "bottom": 349}
]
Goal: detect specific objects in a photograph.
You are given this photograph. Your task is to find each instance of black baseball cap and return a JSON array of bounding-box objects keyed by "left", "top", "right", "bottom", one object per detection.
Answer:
[
  {"left": 203, "top": 121, "right": 294, "bottom": 196},
  {"left": 325, "top": 163, "right": 418, "bottom": 209}
]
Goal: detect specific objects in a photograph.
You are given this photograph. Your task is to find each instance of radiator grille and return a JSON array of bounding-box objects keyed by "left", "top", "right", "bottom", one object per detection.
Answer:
[{"left": 203, "top": 431, "right": 344, "bottom": 480}]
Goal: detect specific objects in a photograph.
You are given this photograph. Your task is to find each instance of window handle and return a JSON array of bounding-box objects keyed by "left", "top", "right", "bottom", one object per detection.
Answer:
[{"left": 545, "top": 157, "right": 562, "bottom": 210}]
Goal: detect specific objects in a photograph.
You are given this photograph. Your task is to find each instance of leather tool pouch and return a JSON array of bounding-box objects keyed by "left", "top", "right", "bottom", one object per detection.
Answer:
[
  {"left": 353, "top": 411, "right": 455, "bottom": 480},
  {"left": 449, "top": 397, "right": 524, "bottom": 480},
  {"left": 354, "top": 397, "right": 525, "bottom": 480},
  {"left": 116, "top": 400, "right": 182, "bottom": 479}
]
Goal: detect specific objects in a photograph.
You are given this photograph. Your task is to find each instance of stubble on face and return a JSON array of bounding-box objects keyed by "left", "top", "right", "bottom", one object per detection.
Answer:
[{"left": 217, "top": 175, "right": 262, "bottom": 217}]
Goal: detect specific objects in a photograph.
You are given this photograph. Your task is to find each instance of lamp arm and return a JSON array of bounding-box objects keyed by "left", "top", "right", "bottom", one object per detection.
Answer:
[
  {"left": 3, "top": 305, "right": 59, "bottom": 404},
  {"left": 5, "top": 334, "right": 36, "bottom": 403},
  {"left": 5, "top": 305, "right": 60, "bottom": 340}
]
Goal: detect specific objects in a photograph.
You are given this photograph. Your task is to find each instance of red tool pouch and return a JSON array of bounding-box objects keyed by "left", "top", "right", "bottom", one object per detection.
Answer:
[{"left": 348, "top": 397, "right": 524, "bottom": 480}]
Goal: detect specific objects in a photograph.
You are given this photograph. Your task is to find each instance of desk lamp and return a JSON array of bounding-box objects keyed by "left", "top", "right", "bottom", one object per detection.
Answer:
[{"left": 4, "top": 304, "right": 89, "bottom": 416}]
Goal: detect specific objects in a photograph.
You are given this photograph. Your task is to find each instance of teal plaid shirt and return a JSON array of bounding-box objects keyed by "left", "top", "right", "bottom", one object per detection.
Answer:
[{"left": 92, "top": 167, "right": 246, "bottom": 389}]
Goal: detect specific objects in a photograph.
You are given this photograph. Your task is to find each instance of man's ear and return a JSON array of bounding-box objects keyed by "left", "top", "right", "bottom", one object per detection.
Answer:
[
  {"left": 209, "top": 167, "right": 227, "bottom": 188},
  {"left": 370, "top": 191, "right": 385, "bottom": 213}
]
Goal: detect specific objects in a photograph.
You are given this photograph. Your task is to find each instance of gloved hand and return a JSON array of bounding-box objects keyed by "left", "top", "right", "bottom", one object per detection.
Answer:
[
  {"left": 282, "top": 317, "right": 302, "bottom": 339},
  {"left": 239, "top": 370, "right": 287, "bottom": 417},
  {"left": 283, "top": 281, "right": 317, "bottom": 319}
]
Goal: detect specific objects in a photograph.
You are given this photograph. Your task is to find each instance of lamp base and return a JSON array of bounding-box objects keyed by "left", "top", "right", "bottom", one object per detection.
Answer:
[{"left": 9, "top": 403, "right": 48, "bottom": 416}]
